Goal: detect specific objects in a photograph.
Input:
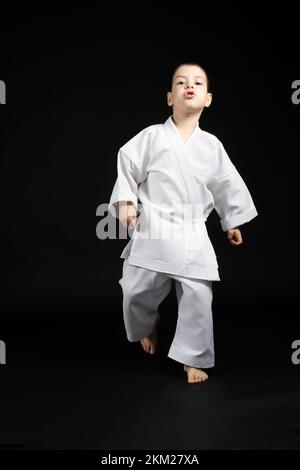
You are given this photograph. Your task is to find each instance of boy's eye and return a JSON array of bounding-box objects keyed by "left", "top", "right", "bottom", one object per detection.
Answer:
[{"left": 177, "top": 81, "right": 203, "bottom": 86}]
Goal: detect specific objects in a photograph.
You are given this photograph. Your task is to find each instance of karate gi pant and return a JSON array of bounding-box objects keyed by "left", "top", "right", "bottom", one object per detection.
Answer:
[{"left": 119, "top": 258, "right": 215, "bottom": 368}]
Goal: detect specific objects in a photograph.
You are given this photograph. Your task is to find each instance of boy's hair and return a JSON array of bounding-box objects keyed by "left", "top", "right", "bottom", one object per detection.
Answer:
[{"left": 169, "top": 62, "right": 211, "bottom": 93}]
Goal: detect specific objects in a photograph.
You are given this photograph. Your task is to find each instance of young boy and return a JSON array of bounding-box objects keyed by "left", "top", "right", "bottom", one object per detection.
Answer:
[{"left": 109, "top": 63, "right": 258, "bottom": 384}]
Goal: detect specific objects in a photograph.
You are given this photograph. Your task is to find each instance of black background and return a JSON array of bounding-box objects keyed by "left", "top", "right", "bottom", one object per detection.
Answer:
[{"left": 0, "top": 5, "right": 300, "bottom": 451}]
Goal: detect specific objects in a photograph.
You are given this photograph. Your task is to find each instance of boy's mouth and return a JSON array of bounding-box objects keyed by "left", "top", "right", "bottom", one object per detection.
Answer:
[{"left": 184, "top": 91, "right": 195, "bottom": 98}]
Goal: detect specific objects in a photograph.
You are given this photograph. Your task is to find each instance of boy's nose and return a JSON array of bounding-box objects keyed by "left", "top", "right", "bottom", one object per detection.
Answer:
[{"left": 186, "top": 84, "right": 194, "bottom": 89}]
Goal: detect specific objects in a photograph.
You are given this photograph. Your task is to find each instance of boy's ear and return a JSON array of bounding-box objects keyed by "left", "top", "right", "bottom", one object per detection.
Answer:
[
  {"left": 205, "top": 92, "right": 212, "bottom": 108},
  {"left": 167, "top": 91, "right": 173, "bottom": 107}
]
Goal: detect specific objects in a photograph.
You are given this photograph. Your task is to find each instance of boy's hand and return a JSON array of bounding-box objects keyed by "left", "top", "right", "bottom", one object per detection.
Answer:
[
  {"left": 119, "top": 201, "right": 137, "bottom": 229},
  {"left": 227, "top": 228, "right": 243, "bottom": 246}
]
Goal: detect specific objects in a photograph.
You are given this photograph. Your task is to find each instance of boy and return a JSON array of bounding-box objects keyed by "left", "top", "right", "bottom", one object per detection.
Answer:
[{"left": 109, "top": 63, "right": 258, "bottom": 384}]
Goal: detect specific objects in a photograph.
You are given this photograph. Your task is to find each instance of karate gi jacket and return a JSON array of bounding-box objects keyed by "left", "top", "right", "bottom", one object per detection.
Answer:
[{"left": 109, "top": 115, "right": 258, "bottom": 281}]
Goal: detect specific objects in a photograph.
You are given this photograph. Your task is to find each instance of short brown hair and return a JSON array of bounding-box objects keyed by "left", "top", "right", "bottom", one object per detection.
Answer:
[{"left": 169, "top": 62, "right": 211, "bottom": 93}]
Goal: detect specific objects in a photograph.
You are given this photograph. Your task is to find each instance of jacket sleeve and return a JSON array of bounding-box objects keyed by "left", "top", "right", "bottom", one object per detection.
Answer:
[
  {"left": 108, "top": 149, "right": 143, "bottom": 218},
  {"left": 208, "top": 140, "right": 258, "bottom": 231},
  {"left": 108, "top": 127, "right": 152, "bottom": 218}
]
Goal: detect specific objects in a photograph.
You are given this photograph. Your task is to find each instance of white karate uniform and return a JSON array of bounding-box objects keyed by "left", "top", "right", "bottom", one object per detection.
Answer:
[
  {"left": 109, "top": 115, "right": 258, "bottom": 367},
  {"left": 119, "top": 258, "right": 214, "bottom": 368}
]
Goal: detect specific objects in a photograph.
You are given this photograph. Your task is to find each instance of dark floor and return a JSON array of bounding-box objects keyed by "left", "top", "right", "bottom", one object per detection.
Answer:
[{"left": 0, "top": 296, "right": 300, "bottom": 451}]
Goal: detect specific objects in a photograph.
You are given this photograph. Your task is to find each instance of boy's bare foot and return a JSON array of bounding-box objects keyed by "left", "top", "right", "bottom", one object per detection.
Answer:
[
  {"left": 141, "top": 327, "right": 158, "bottom": 354},
  {"left": 183, "top": 365, "right": 208, "bottom": 383}
]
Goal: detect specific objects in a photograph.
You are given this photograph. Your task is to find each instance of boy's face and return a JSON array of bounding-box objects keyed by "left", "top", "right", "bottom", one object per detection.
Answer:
[{"left": 167, "top": 65, "right": 212, "bottom": 113}]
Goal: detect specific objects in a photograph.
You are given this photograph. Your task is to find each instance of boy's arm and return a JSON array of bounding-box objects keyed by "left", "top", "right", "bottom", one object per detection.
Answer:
[
  {"left": 109, "top": 126, "right": 152, "bottom": 223},
  {"left": 108, "top": 149, "right": 142, "bottom": 222},
  {"left": 208, "top": 141, "right": 258, "bottom": 234}
]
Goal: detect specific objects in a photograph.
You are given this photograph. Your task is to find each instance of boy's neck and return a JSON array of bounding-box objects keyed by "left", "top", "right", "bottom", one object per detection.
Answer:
[{"left": 172, "top": 110, "right": 202, "bottom": 131}]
